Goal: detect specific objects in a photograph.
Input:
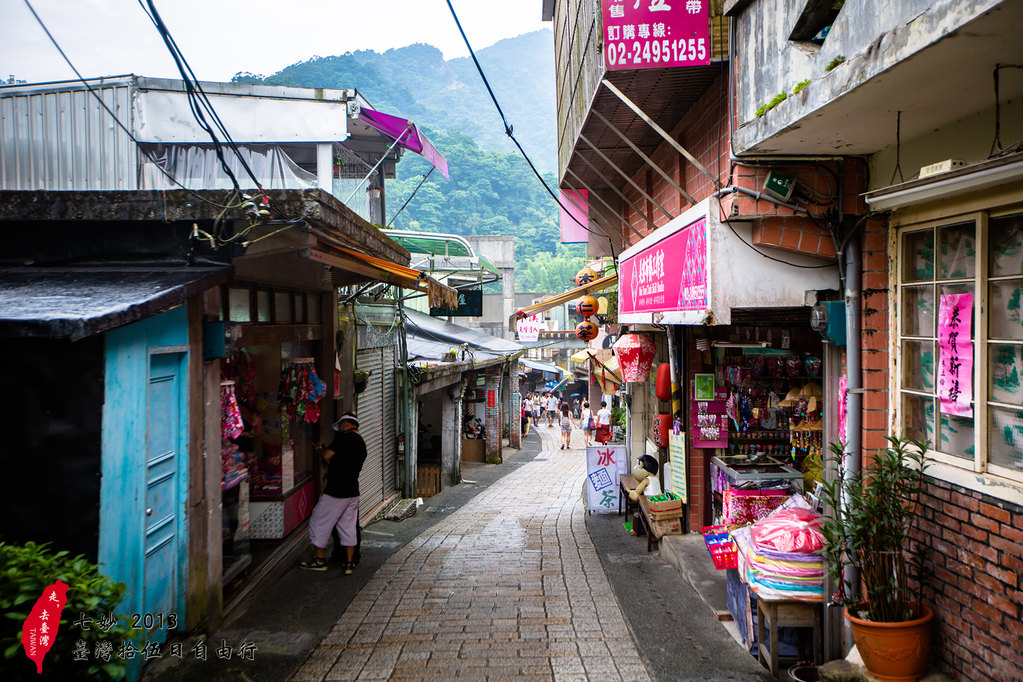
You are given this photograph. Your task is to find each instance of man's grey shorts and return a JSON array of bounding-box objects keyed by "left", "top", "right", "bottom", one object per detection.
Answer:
[{"left": 309, "top": 494, "right": 360, "bottom": 548}]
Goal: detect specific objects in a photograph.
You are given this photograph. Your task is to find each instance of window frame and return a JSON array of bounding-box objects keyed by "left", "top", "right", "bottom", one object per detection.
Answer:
[{"left": 895, "top": 206, "right": 1023, "bottom": 491}]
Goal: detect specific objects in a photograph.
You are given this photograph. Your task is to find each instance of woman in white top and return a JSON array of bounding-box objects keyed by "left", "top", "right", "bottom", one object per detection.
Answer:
[
  {"left": 595, "top": 400, "right": 613, "bottom": 444},
  {"left": 580, "top": 401, "right": 593, "bottom": 447}
]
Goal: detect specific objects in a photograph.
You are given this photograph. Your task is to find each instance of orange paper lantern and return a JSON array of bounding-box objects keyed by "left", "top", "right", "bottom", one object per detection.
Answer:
[
  {"left": 575, "top": 320, "right": 599, "bottom": 341},
  {"left": 574, "top": 267, "right": 598, "bottom": 287},
  {"left": 576, "top": 295, "right": 599, "bottom": 317}
]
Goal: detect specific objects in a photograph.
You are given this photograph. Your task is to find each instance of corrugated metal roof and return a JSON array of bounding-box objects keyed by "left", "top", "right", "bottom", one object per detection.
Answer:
[{"left": 404, "top": 308, "right": 521, "bottom": 361}]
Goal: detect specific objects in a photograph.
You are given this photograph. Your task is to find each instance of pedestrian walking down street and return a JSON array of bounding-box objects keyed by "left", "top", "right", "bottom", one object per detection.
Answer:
[
  {"left": 532, "top": 392, "right": 542, "bottom": 425},
  {"left": 520, "top": 394, "right": 531, "bottom": 437},
  {"left": 559, "top": 403, "right": 576, "bottom": 450},
  {"left": 595, "top": 400, "right": 613, "bottom": 445},
  {"left": 546, "top": 392, "right": 559, "bottom": 427},
  {"left": 300, "top": 412, "right": 367, "bottom": 573},
  {"left": 572, "top": 399, "right": 581, "bottom": 419},
  {"left": 580, "top": 401, "right": 593, "bottom": 447}
]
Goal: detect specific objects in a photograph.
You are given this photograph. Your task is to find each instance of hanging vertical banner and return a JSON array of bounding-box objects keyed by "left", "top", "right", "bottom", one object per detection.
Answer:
[
  {"left": 560, "top": 189, "right": 590, "bottom": 243},
  {"left": 586, "top": 445, "right": 627, "bottom": 513},
  {"left": 602, "top": 0, "right": 711, "bottom": 71},
  {"left": 937, "top": 293, "right": 974, "bottom": 417}
]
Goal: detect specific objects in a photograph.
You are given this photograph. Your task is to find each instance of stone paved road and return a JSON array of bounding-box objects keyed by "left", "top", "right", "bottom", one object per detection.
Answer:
[{"left": 293, "top": 424, "right": 652, "bottom": 681}]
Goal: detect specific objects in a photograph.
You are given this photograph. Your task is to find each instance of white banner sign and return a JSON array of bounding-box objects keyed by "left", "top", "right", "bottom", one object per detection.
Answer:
[
  {"left": 586, "top": 445, "right": 628, "bottom": 514},
  {"left": 516, "top": 313, "right": 543, "bottom": 342}
]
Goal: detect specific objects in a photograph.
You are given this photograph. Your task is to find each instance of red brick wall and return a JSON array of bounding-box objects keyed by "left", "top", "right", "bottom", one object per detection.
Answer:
[
  {"left": 860, "top": 217, "right": 890, "bottom": 456},
  {"left": 914, "top": 479, "right": 1023, "bottom": 681}
]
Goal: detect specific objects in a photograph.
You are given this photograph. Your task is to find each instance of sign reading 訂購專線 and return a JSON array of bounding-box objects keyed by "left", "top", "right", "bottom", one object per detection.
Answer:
[{"left": 602, "top": 0, "right": 710, "bottom": 71}]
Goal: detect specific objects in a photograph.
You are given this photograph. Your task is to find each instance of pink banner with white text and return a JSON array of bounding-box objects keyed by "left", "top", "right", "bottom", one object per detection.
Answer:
[
  {"left": 602, "top": 0, "right": 711, "bottom": 71},
  {"left": 560, "top": 189, "right": 589, "bottom": 243},
  {"left": 620, "top": 217, "right": 708, "bottom": 315},
  {"left": 937, "top": 293, "right": 974, "bottom": 418}
]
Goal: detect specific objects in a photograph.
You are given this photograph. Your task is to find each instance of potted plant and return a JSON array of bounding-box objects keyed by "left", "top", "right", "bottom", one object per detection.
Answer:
[
  {"left": 820, "top": 435, "right": 934, "bottom": 682},
  {"left": 353, "top": 369, "right": 371, "bottom": 394}
]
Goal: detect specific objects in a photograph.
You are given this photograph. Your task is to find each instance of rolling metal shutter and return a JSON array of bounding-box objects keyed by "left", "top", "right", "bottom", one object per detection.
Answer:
[
  {"left": 382, "top": 343, "right": 398, "bottom": 497},
  {"left": 355, "top": 347, "right": 384, "bottom": 513}
]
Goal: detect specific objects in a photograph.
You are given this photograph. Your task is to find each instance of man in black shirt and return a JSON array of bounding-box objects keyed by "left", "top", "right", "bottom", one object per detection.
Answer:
[{"left": 299, "top": 411, "right": 367, "bottom": 573}]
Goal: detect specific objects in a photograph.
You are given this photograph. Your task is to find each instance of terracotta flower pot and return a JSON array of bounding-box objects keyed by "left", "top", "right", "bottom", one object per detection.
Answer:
[{"left": 845, "top": 604, "right": 933, "bottom": 682}]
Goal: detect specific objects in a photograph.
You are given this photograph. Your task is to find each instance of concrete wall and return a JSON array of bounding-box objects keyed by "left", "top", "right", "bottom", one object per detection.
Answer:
[{"left": 730, "top": 0, "right": 997, "bottom": 127}]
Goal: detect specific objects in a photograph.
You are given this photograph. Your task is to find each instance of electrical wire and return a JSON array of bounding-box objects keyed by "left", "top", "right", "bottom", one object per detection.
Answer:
[
  {"left": 387, "top": 168, "right": 435, "bottom": 227},
  {"left": 443, "top": 0, "right": 618, "bottom": 264},
  {"left": 716, "top": 202, "right": 837, "bottom": 270}
]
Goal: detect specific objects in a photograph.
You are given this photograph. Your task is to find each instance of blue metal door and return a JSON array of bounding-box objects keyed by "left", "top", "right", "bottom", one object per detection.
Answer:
[{"left": 144, "top": 352, "right": 182, "bottom": 642}]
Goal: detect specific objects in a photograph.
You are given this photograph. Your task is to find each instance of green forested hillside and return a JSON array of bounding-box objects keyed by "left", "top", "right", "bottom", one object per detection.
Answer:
[{"left": 231, "top": 30, "right": 585, "bottom": 292}]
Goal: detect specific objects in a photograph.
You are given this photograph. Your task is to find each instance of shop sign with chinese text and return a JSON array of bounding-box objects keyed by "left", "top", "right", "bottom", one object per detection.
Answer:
[
  {"left": 937, "top": 293, "right": 973, "bottom": 417},
  {"left": 516, "top": 313, "right": 544, "bottom": 342},
  {"left": 602, "top": 0, "right": 710, "bottom": 71},
  {"left": 620, "top": 217, "right": 707, "bottom": 315}
]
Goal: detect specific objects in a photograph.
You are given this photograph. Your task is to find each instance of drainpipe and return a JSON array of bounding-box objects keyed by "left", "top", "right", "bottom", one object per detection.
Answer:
[{"left": 843, "top": 224, "right": 863, "bottom": 622}]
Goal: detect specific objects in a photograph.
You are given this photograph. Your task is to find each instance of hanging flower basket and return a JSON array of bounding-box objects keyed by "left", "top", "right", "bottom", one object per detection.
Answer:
[
  {"left": 612, "top": 332, "right": 656, "bottom": 382},
  {"left": 353, "top": 369, "right": 371, "bottom": 394}
]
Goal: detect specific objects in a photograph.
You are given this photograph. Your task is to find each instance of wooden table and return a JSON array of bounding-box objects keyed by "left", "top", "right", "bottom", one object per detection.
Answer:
[
  {"left": 756, "top": 595, "right": 822, "bottom": 678},
  {"left": 618, "top": 473, "right": 638, "bottom": 517}
]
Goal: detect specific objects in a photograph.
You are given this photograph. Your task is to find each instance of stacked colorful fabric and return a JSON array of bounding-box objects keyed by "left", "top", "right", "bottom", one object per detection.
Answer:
[{"left": 730, "top": 495, "right": 824, "bottom": 602}]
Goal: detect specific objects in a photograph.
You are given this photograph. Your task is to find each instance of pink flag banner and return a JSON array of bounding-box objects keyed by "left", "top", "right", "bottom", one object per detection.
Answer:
[
  {"left": 937, "top": 293, "right": 974, "bottom": 418},
  {"left": 560, "top": 189, "right": 589, "bottom": 243},
  {"left": 602, "top": 0, "right": 711, "bottom": 71},
  {"left": 620, "top": 217, "right": 707, "bottom": 315}
]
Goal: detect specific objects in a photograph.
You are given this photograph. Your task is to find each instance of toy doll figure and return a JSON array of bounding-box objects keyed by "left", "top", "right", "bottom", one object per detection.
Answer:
[{"left": 627, "top": 455, "right": 659, "bottom": 501}]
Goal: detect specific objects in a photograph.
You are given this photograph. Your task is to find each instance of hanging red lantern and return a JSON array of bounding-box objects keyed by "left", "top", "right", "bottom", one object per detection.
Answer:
[
  {"left": 655, "top": 363, "right": 672, "bottom": 401},
  {"left": 576, "top": 295, "right": 599, "bottom": 317},
  {"left": 612, "top": 332, "right": 657, "bottom": 382},
  {"left": 574, "top": 266, "right": 598, "bottom": 287},
  {"left": 575, "top": 320, "right": 599, "bottom": 341}
]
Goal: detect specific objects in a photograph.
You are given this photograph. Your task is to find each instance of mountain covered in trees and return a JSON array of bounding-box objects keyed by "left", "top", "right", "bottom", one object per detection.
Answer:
[{"left": 232, "top": 30, "right": 585, "bottom": 293}]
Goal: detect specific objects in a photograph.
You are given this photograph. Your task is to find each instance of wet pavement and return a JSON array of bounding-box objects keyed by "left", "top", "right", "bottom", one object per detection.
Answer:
[
  {"left": 146, "top": 423, "right": 774, "bottom": 681},
  {"left": 293, "top": 425, "right": 650, "bottom": 681}
]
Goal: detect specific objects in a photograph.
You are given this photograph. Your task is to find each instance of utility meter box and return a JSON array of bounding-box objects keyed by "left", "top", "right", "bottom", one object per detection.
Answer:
[{"left": 810, "top": 301, "right": 846, "bottom": 346}]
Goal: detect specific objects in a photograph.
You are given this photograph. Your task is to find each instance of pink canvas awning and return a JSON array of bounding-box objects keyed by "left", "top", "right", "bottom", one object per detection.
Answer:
[{"left": 359, "top": 107, "right": 449, "bottom": 179}]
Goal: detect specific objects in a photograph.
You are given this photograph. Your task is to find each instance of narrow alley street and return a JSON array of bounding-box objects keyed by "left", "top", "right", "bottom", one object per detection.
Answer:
[{"left": 293, "top": 424, "right": 652, "bottom": 681}]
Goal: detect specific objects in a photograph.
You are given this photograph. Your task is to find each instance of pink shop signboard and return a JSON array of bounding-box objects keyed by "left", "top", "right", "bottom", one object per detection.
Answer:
[
  {"left": 602, "top": 0, "right": 711, "bottom": 71},
  {"left": 620, "top": 217, "right": 708, "bottom": 315}
]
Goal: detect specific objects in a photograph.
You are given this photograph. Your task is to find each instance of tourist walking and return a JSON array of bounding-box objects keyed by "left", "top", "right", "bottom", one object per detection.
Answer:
[
  {"left": 559, "top": 403, "right": 576, "bottom": 450},
  {"left": 546, "top": 392, "right": 559, "bottom": 427},
  {"left": 580, "top": 401, "right": 593, "bottom": 447},
  {"left": 594, "top": 400, "right": 613, "bottom": 444}
]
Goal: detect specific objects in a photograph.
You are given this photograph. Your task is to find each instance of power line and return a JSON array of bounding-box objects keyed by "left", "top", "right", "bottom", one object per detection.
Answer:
[{"left": 443, "top": 0, "right": 617, "bottom": 263}]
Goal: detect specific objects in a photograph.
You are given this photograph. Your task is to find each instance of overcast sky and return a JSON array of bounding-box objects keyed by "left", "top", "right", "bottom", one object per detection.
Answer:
[{"left": 1, "top": 0, "right": 549, "bottom": 84}]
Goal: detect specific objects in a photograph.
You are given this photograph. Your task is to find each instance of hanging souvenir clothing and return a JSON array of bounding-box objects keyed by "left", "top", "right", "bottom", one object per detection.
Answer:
[{"left": 221, "top": 386, "right": 244, "bottom": 440}]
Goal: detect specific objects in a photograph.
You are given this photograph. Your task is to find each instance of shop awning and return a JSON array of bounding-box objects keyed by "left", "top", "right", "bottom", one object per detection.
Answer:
[
  {"left": 0, "top": 266, "right": 232, "bottom": 340},
  {"left": 520, "top": 359, "right": 564, "bottom": 377},
  {"left": 305, "top": 245, "right": 458, "bottom": 309},
  {"left": 358, "top": 107, "right": 449, "bottom": 179},
  {"left": 508, "top": 272, "right": 618, "bottom": 331},
  {"left": 617, "top": 198, "right": 839, "bottom": 326},
  {"left": 570, "top": 348, "right": 623, "bottom": 386},
  {"left": 404, "top": 308, "right": 521, "bottom": 362},
  {"left": 380, "top": 230, "right": 502, "bottom": 284}
]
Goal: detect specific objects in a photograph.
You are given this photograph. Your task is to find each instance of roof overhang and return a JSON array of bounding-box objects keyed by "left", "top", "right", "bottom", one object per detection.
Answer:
[
  {"left": 559, "top": 63, "right": 727, "bottom": 225},
  {"left": 865, "top": 152, "right": 1023, "bottom": 212},
  {"left": 0, "top": 266, "right": 231, "bottom": 340},
  {"left": 732, "top": 2, "right": 1023, "bottom": 155},
  {"left": 617, "top": 198, "right": 838, "bottom": 326}
]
